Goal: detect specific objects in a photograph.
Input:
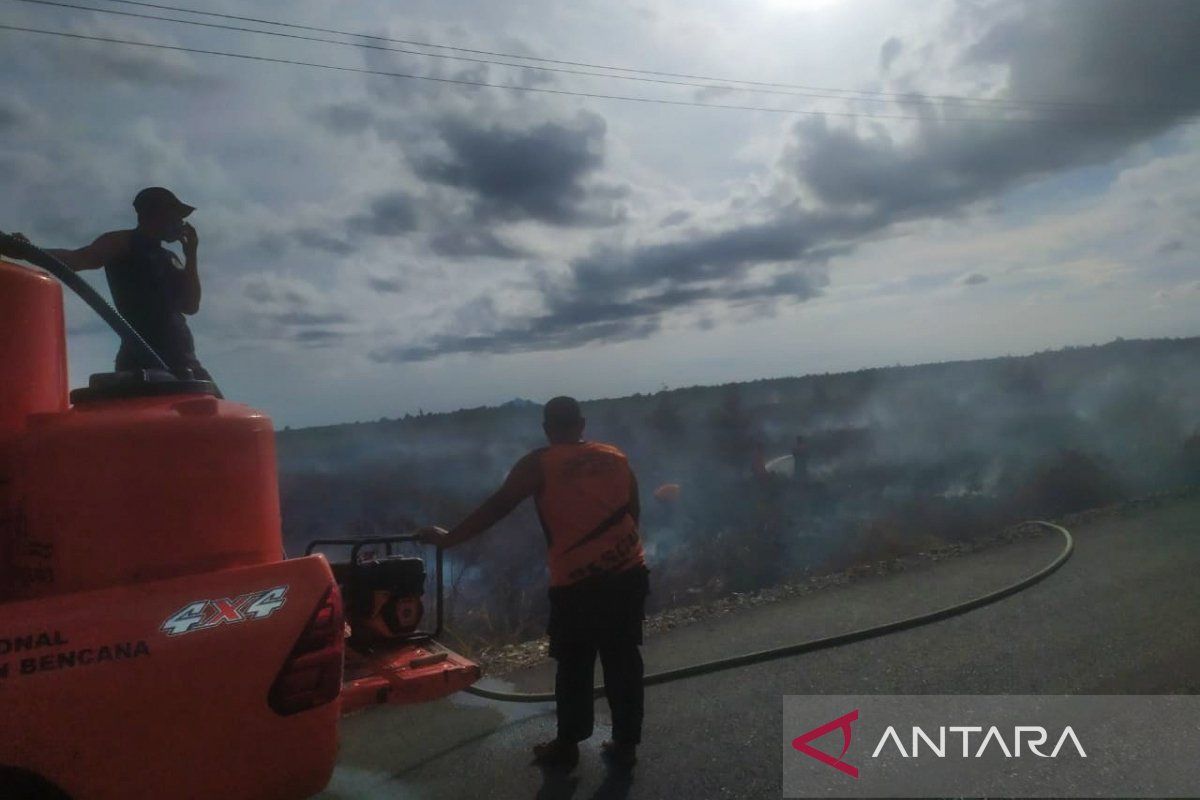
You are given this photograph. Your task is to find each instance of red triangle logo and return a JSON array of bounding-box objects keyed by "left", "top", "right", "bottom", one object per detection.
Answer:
[{"left": 792, "top": 708, "right": 860, "bottom": 779}]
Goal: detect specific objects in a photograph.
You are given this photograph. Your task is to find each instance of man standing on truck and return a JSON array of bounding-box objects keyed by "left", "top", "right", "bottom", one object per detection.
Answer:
[
  {"left": 1, "top": 187, "right": 214, "bottom": 382},
  {"left": 418, "top": 396, "right": 649, "bottom": 771}
]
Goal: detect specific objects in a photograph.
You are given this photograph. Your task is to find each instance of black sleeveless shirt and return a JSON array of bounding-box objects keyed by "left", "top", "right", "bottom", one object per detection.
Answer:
[{"left": 104, "top": 230, "right": 198, "bottom": 370}]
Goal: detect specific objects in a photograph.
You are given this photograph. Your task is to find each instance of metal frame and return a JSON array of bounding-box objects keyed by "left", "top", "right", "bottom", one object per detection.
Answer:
[{"left": 304, "top": 534, "right": 444, "bottom": 638}]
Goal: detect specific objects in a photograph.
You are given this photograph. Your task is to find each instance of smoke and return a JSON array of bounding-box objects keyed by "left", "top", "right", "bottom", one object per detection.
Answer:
[{"left": 277, "top": 336, "right": 1200, "bottom": 643}]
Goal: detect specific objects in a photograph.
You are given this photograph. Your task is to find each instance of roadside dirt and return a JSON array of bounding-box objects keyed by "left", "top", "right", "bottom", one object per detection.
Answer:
[{"left": 473, "top": 487, "right": 1198, "bottom": 676}]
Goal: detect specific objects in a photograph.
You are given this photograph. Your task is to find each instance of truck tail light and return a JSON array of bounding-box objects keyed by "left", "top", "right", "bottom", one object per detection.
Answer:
[{"left": 269, "top": 585, "right": 344, "bottom": 715}]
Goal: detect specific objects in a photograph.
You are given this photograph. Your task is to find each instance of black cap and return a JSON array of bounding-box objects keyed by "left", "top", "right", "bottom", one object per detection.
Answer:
[
  {"left": 133, "top": 187, "right": 195, "bottom": 217},
  {"left": 543, "top": 396, "right": 583, "bottom": 427}
]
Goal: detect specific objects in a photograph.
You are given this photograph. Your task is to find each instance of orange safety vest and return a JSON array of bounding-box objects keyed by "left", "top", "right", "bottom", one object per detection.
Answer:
[{"left": 535, "top": 441, "right": 645, "bottom": 587}]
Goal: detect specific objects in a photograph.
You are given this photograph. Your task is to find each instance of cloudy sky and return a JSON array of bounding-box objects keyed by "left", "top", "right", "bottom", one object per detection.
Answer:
[{"left": 2, "top": 0, "right": 1197, "bottom": 427}]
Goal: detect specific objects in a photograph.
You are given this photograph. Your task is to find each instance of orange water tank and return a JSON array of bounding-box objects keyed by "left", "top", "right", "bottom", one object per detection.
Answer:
[
  {"left": 0, "top": 259, "right": 68, "bottom": 436},
  {"left": 0, "top": 258, "right": 68, "bottom": 600},
  {"left": 8, "top": 392, "right": 284, "bottom": 600},
  {"left": 0, "top": 259, "right": 282, "bottom": 601}
]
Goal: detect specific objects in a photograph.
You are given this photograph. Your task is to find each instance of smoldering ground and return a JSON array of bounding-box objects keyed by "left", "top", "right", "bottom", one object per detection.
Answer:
[{"left": 277, "top": 336, "right": 1200, "bottom": 650}]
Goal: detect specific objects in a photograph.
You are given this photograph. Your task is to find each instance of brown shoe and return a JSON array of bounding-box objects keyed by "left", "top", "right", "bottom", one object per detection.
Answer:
[
  {"left": 532, "top": 739, "right": 580, "bottom": 770},
  {"left": 600, "top": 740, "right": 637, "bottom": 768}
]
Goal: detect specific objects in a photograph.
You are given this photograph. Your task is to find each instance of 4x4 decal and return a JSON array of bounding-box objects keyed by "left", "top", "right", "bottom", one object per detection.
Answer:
[{"left": 161, "top": 586, "right": 288, "bottom": 636}]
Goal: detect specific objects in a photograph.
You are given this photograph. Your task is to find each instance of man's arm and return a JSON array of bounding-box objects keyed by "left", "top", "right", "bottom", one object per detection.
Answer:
[
  {"left": 420, "top": 452, "right": 542, "bottom": 548},
  {"left": 176, "top": 222, "right": 201, "bottom": 314},
  {"left": 43, "top": 230, "right": 127, "bottom": 272}
]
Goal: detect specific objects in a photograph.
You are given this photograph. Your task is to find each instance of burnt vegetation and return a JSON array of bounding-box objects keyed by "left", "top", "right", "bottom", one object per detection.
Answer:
[{"left": 277, "top": 337, "right": 1200, "bottom": 652}]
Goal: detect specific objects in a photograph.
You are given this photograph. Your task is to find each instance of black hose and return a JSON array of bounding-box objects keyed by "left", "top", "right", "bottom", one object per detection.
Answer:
[
  {"left": 464, "top": 521, "right": 1073, "bottom": 702},
  {"left": 0, "top": 230, "right": 168, "bottom": 371}
]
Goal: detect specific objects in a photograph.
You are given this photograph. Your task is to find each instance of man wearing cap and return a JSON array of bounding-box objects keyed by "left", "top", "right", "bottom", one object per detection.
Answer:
[
  {"left": 418, "top": 396, "right": 649, "bottom": 771},
  {"left": 6, "top": 187, "right": 212, "bottom": 381}
]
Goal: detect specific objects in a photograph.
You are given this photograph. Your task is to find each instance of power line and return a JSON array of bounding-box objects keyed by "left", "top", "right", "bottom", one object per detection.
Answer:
[
  {"left": 0, "top": 23, "right": 1151, "bottom": 126},
  {"left": 9, "top": 0, "right": 1166, "bottom": 117},
  {"left": 12, "top": 0, "right": 1103, "bottom": 113},
  {"left": 85, "top": 0, "right": 1181, "bottom": 115}
]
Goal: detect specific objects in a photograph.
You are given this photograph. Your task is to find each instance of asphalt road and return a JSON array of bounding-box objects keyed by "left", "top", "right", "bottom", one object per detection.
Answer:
[{"left": 318, "top": 495, "right": 1200, "bottom": 800}]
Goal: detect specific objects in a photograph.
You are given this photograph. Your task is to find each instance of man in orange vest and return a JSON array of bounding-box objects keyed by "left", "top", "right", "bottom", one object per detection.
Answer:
[{"left": 418, "top": 396, "right": 649, "bottom": 770}]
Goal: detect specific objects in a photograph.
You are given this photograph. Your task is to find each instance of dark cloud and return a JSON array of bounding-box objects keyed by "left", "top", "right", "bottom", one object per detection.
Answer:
[
  {"left": 371, "top": 258, "right": 831, "bottom": 363},
  {"left": 347, "top": 191, "right": 419, "bottom": 236},
  {"left": 242, "top": 276, "right": 352, "bottom": 347},
  {"left": 279, "top": 191, "right": 526, "bottom": 260},
  {"left": 791, "top": 1, "right": 1200, "bottom": 219},
  {"left": 660, "top": 210, "right": 691, "bottom": 227},
  {"left": 880, "top": 36, "right": 904, "bottom": 72},
  {"left": 50, "top": 37, "right": 222, "bottom": 90},
  {"left": 304, "top": 100, "right": 623, "bottom": 259},
  {"left": 295, "top": 227, "right": 357, "bottom": 256},
  {"left": 270, "top": 194, "right": 417, "bottom": 257},
  {"left": 961, "top": 273, "right": 989, "bottom": 286},
  {"left": 292, "top": 329, "right": 346, "bottom": 346},
  {"left": 428, "top": 227, "right": 527, "bottom": 259},
  {"left": 366, "top": 274, "right": 406, "bottom": 293},
  {"left": 371, "top": 217, "right": 838, "bottom": 362},
  {"left": 411, "top": 112, "right": 623, "bottom": 226},
  {"left": 312, "top": 102, "right": 376, "bottom": 135},
  {"left": 379, "top": 0, "right": 1200, "bottom": 363},
  {"left": 271, "top": 310, "right": 351, "bottom": 326},
  {"left": 0, "top": 105, "right": 21, "bottom": 130},
  {"left": 372, "top": 316, "right": 662, "bottom": 363},
  {"left": 965, "top": 0, "right": 1200, "bottom": 110}
]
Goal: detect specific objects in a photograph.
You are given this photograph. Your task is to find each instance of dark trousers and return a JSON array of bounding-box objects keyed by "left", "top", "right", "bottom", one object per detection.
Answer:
[
  {"left": 554, "top": 639, "right": 644, "bottom": 745},
  {"left": 547, "top": 565, "right": 649, "bottom": 746}
]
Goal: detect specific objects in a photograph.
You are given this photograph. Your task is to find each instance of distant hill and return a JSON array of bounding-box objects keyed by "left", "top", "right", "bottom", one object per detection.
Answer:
[
  {"left": 499, "top": 397, "right": 539, "bottom": 409},
  {"left": 278, "top": 335, "right": 1200, "bottom": 456}
]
